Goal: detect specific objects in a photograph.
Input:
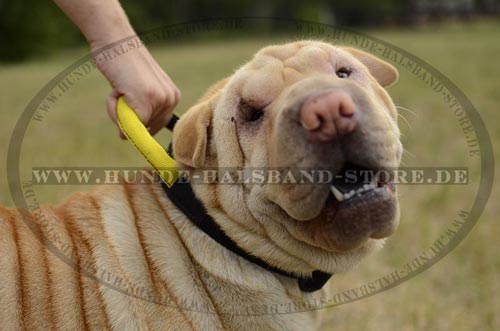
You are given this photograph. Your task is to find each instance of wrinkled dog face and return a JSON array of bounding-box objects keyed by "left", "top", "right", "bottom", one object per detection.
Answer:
[{"left": 174, "top": 41, "right": 402, "bottom": 272}]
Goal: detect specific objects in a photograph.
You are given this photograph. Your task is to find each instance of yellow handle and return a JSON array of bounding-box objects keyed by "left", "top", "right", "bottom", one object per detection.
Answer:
[{"left": 116, "top": 96, "right": 178, "bottom": 187}]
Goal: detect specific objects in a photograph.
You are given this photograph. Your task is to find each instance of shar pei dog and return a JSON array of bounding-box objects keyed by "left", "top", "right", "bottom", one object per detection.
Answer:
[{"left": 0, "top": 40, "right": 401, "bottom": 330}]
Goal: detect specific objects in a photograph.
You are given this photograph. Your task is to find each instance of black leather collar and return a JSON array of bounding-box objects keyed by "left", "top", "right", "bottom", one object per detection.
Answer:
[{"left": 162, "top": 116, "right": 332, "bottom": 292}]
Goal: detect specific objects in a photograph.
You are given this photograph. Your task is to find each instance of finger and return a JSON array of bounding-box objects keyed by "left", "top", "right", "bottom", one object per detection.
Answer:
[
  {"left": 122, "top": 95, "right": 153, "bottom": 126},
  {"left": 161, "top": 88, "right": 180, "bottom": 119},
  {"left": 148, "top": 117, "right": 167, "bottom": 136},
  {"left": 161, "top": 76, "right": 181, "bottom": 109},
  {"left": 170, "top": 86, "right": 181, "bottom": 109},
  {"left": 106, "top": 91, "right": 121, "bottom": 124},
  {"left": 148, "top": 107, "right": 169, "bottom": 136},
  {"left": 107, "top": 91, "right": 128, "bottom": 139},
  {"left": 144, "top": 52, "right": 181, "bottom": 112},
  {"left": 146, "top": 89, "right": 176, "bottom": 131}
]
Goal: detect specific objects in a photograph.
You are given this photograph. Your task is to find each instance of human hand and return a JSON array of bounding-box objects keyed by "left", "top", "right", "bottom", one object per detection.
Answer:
[{"left": 94, "top": 44, "right": 180, "bottom": 139}]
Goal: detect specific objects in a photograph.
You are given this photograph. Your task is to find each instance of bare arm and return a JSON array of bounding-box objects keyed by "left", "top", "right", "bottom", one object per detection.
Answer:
[
  {"left": 52, "top": 0, "right": 134, "bottom": 49},
  {"left": 53, "top": 0, "right": 180, "bottom": 137}
]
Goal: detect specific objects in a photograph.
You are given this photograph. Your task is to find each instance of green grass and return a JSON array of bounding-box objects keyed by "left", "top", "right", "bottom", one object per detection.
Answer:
[{"left": 1, "top": 19, "right": 499, "bottom": 331}]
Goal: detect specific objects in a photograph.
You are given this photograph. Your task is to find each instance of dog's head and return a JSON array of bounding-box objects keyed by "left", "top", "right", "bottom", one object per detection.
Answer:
[{"left": 173, "top": 41, "right": 401, "bottom": 274}]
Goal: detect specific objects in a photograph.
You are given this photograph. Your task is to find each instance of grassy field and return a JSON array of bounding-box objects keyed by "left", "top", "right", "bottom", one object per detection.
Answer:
[{"left": 1, "top": 20, "right": 499, "bottom": 330}]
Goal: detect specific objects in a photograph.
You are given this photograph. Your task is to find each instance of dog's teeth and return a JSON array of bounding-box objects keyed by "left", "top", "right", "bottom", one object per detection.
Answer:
[
  {"left": 331, "top": 180, "right": 379, "bottom": 202},
  {"left": 330, "top": 185, "right": 345, "bottom": 202}
]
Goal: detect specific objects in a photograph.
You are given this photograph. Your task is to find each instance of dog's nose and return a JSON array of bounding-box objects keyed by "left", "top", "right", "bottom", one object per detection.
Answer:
[{"left": 299, "top": 90, "right": 357, "bottom": 141}]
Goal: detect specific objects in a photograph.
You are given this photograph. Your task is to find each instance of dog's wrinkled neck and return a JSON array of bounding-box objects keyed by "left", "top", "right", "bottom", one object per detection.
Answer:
[{"left": 162, "top": 176, "right": 333, "bottom": 292}]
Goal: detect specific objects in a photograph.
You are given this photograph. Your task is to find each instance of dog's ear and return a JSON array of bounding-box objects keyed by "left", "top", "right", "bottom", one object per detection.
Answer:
[
  {"left": 173, "top": 78, "right": 228, "bottom": 167},
  {"left": 343, "top": 47, "right": 398, "bottom": 87},
  {"left": 172, "top": 99, "right": 214, "bottom": 168}
]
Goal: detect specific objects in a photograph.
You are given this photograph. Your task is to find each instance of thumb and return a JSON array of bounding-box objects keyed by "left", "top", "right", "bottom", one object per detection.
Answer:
[
  {"left": 106, "top": 91, "right": 127, "bottom": 140},
  {"left": 106, "top": 91, "right": 120, "bottom": 124}
]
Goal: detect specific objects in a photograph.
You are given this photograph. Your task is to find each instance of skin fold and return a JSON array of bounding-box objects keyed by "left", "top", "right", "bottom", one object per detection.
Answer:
[{"left": 0, "top": 41, "right": 401, "bottom": 330}]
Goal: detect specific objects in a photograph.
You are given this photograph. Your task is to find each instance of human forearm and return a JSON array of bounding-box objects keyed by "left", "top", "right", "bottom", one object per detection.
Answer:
[
  {"left": 53, "top": 0, "right": 180, "bottom": 137},
  {"left": 52, "top": 0, "right": 135, "bottom": 49}
]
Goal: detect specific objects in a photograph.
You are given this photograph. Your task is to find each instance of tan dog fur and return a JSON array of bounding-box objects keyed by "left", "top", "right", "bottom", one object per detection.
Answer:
[{"left": 0, "top": 41, "right": 401, "bottom": 330}]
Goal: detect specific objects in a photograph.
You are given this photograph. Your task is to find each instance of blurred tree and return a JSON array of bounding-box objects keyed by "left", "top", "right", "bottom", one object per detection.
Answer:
[
  {"left": 328, "top": 0, "right": 403, "bottom": 26},
  {"left": 0, "top": 0, "right": 498, "bottom": 62},
  {"left": 0, "top": 0, "right": 82, "bottom": 62},
  {"left": 476, "top": 0, "right": 499, "bottom": 12}
]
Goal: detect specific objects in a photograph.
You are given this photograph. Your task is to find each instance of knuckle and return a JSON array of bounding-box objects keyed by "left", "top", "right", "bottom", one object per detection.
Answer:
[
  {"left": 173, "top": 88, "right": 181, "bottom": 103},
  {"left": 161, "top": 90, "right": 175, "bottom": 108},
  {"left": 144, "top": 86, "right": 159, "bottom": 100}
]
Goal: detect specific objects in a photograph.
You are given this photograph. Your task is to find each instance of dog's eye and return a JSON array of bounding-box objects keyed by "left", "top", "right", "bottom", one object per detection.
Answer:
[
  {"left": 240, "top": 101, "right": 264, "bottom": 122},
  {"left": 336, "top": 67, "right": 351, "bottom": 79}
]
